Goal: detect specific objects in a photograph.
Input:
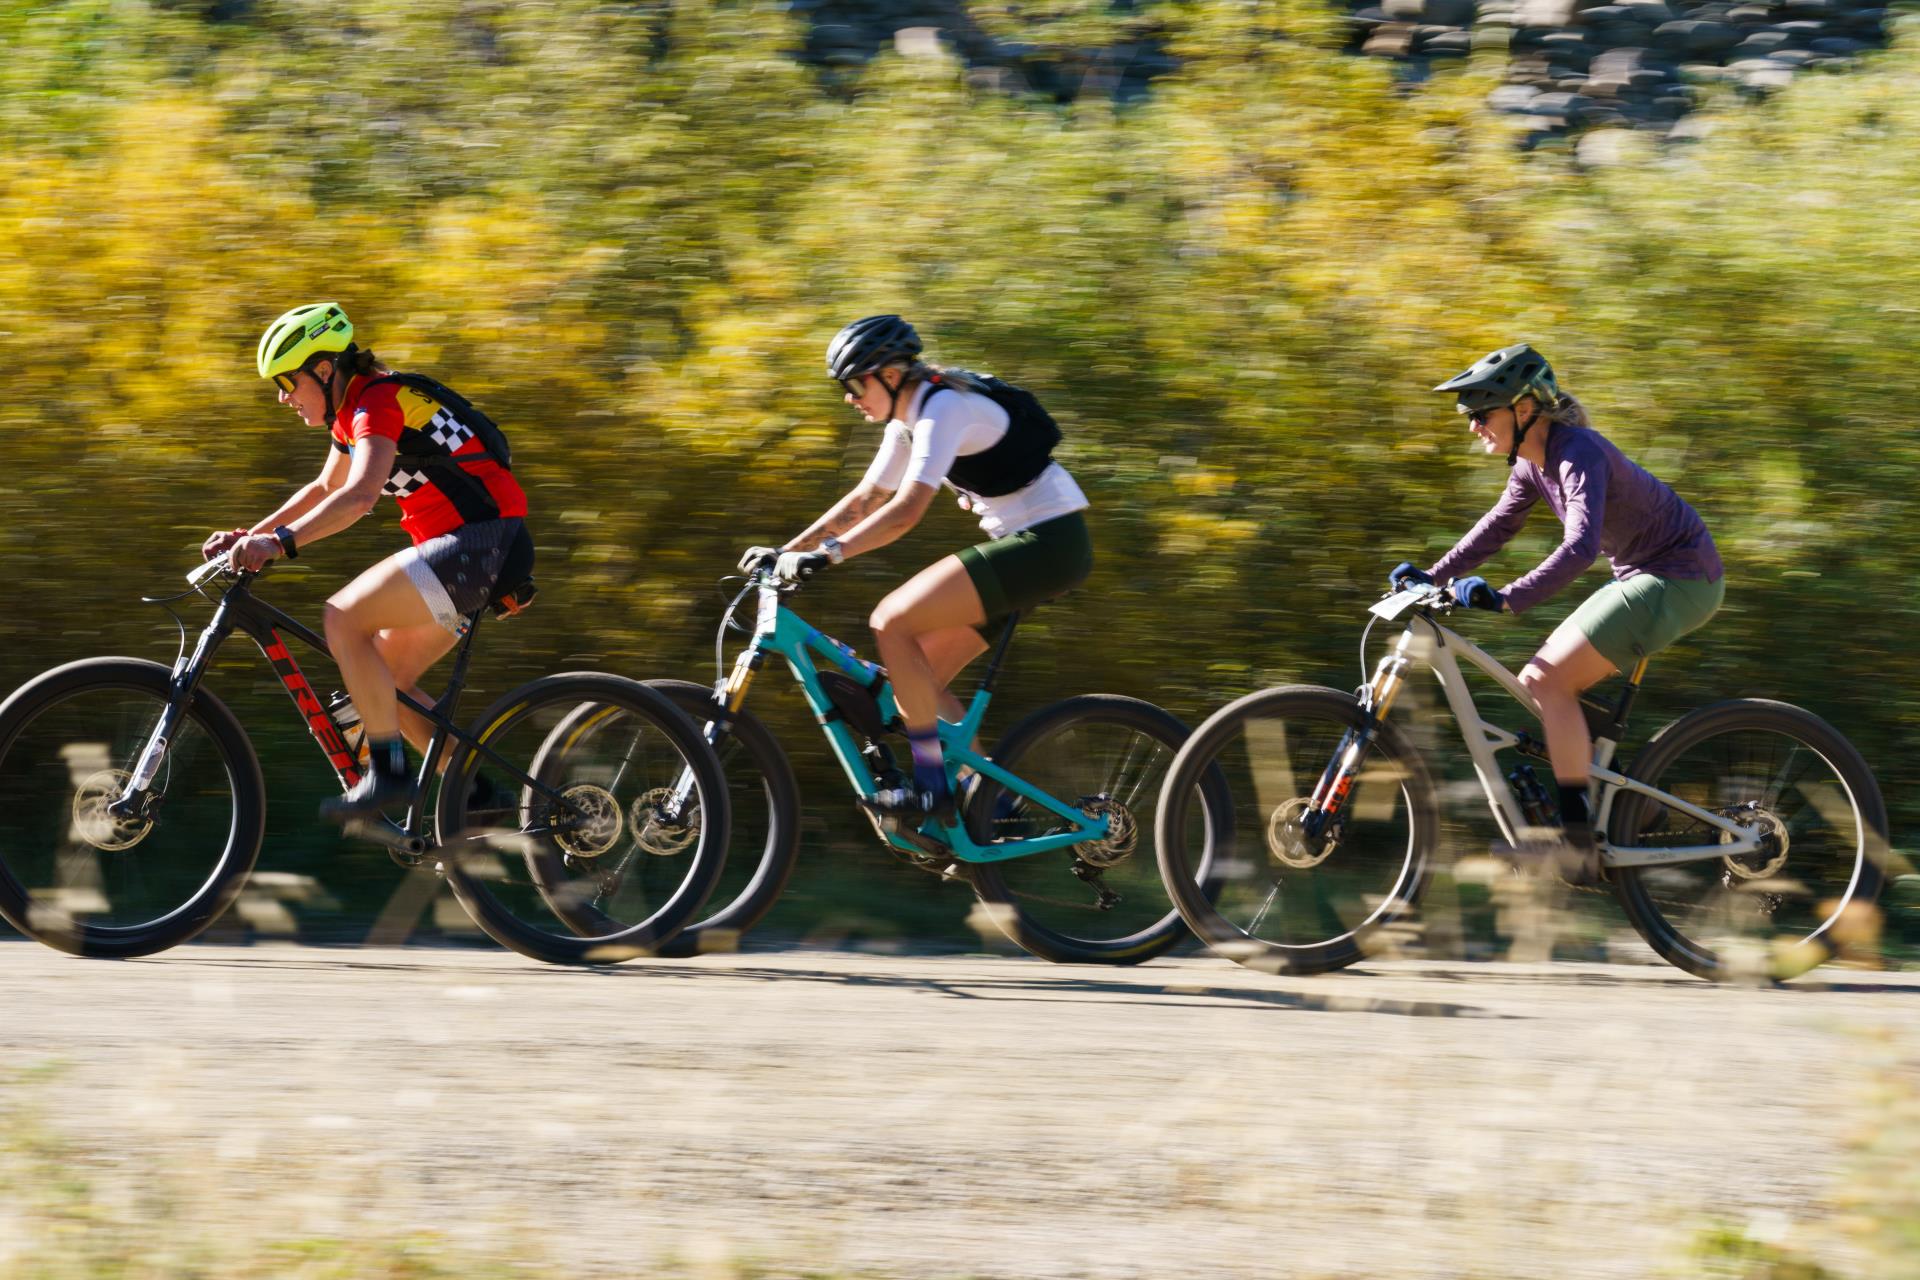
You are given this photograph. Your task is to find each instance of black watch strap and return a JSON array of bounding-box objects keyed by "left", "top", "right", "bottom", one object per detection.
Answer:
[{"left": 273, "top": 525, "right": 299, "bottom": 560}]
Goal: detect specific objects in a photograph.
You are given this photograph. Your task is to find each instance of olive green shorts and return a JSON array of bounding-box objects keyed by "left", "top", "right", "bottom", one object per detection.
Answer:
[
  {"left": 1567, "top": 573, "right": 1725, "bottom": 673},
  {"left": 956, "top": 512, "right": 1094, "bottom": 630}
]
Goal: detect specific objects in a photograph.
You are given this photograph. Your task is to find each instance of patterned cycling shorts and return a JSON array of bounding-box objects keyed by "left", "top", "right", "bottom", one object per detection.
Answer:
[{"left": 393, "top": 518, "right": 533, "bottom": 636}]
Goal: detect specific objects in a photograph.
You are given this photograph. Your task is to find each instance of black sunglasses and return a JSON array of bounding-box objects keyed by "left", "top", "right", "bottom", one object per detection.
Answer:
[
  {"left": 1468, "top": 406, "right": 1506, "bottom": 426},
  {"left": 273, "top": 372, "right": 300, "bottom": 395},
  {"left": 839, "top": 375, "right": 868, "bottom": 399}
]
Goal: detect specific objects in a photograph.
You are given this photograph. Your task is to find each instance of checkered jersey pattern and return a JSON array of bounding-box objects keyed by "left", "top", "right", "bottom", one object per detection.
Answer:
[{"left": 336, "top": 373, "right": 528, "bottom": 545}]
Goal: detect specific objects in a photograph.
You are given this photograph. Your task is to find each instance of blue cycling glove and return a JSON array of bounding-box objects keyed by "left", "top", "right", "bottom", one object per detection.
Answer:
[
  {"left": 1388, "top": 562, "right": 1434, "bottom": 592},
  {"left": 1451, "top": 576, "right": 1505, "bottom": 611}
]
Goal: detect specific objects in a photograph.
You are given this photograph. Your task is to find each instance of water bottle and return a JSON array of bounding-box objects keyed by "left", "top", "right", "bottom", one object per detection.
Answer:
[{"left": 327, "top": 691, "right": 371, "bottom": 769}]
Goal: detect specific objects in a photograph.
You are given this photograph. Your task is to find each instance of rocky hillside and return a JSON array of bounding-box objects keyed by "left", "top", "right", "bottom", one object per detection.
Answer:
[{"left": 789, "top": 0, "right": 1891, "bottom": 144}]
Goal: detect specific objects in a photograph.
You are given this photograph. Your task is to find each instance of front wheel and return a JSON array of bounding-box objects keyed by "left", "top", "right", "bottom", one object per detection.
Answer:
[
  {"left": 1607, "top": 698, "right": 1889, "bottom": 982},
  {"left": 1154, "top": 685, "right": 1439, "bottom": 975},
  {"left": 0, "top": 658, "right": 265, "bottom": 957},
  {"left": 965, "top": 694, "right": 1231, "bottom": 965},
  {"left": 435, "top": 672, "right": 731, "bottom": 965}
]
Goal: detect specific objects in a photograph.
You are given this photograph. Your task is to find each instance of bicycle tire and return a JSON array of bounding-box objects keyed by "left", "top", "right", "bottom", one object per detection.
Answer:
[
  {"left": 0, "top": 658, "right": 265, "bottom": 958},
  {"left": 1608, "top": 698, "right": 1889, "bottom": 982},
  {"left": 965, "top": 693, "right": 1229, "bottom": 965},
  {"left": 434, "top": 672, "right": 731, "bottom": 965},
  {"left": 1154, "top": 685, "right": 1439, "bottom": 975},
  {"left": 643, "top": 679, "right": 802, "bottom": 958}
]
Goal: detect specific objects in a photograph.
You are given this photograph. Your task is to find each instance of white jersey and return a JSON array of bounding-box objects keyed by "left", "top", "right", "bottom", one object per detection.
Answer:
[{"left": 859, "top": 381, "right": 1088, "bottom": 540}]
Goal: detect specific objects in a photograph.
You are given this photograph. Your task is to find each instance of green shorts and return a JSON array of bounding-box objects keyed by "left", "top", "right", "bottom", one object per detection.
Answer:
[
  {"left": 1567, "top": 573, "right": 1725, "bottom": 673},
  {"left": 956, "top": 512, "right": 1094, "bottom": 630}
]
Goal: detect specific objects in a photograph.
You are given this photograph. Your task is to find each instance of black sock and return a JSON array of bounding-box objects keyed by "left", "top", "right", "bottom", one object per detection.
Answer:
[
  {"left": 370, "top": 737, "right": 408, "bottom": 782},
  {"left": 1557, "top": 781, "right": 1590, "bottom": 827}
]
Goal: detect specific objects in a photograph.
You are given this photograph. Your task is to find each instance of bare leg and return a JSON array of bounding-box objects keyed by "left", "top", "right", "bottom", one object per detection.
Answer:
[
  {"left": 869, "top": 557, "right": 989, "bottom": 733},
  {"left": 371, "top": 624, "right": 461, "bottom": 756},
  {"left": 1518, "top": 619, "right": 1621, "bottom": 790},
  {"left": 919, "top": 625, "right": 991, "bottom": 723},
  {"left": 323, "top": 559, "right": 444, "bottom": 742}
]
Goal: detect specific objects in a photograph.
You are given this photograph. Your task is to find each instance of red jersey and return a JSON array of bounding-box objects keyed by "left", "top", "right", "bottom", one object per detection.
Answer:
[{"left": 330, "top": 373, "right": 528, "bottom": 544}]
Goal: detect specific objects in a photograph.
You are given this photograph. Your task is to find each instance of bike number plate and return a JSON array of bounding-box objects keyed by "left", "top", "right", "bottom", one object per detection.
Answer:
[
  {"left": 756, "top": 588, "right": 780, "bottom": 636},
  {"left": 1369, "top": 590, "right": 1424, "bottom": 621}
]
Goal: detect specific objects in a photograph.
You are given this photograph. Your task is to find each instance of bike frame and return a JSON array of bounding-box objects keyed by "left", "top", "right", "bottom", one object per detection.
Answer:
[
  {"left": 709, "top": 574, "right": 1110, "bottom": 863},
  {"left": 119, "top": 562, "right": 574, "bottom": 846},
  {"left": 1355, "top": 588, "right": 1766, "bottom": 867}
]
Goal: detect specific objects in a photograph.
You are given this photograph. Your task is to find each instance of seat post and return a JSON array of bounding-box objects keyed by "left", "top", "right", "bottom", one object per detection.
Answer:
[{"left": 977, "top": 611, "right": 1022, "bottom": 694}]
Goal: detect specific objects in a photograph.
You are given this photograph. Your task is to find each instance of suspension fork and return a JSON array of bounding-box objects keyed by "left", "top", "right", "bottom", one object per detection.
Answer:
[
  {"left": 660, "top": 642, "right": 766, "bottom": 819},
  {"left": 108, "top": 600, "right": 238, "bottom": 818},
  {"left": 1300, "top": 626, "right": 1416, "bottom": 838}
]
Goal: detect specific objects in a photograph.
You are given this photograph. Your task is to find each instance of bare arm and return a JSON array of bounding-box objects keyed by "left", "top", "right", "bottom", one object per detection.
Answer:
[
  {"left": 783, "top": 481, "right": 895, "bottom": 551},
  {"left": 280, "top": 436, "right": 396, "bottom": 549},
  {"left": 245, "top": 447, "right": 352, "bottom": 534},
  {"left": 831, "top": 481, "right": 938, "bottom": 560}
]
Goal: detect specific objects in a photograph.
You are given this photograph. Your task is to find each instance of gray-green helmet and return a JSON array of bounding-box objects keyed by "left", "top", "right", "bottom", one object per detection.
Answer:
[{"left": 1433, "top": 343, "right": 1560, "bottom": 415}]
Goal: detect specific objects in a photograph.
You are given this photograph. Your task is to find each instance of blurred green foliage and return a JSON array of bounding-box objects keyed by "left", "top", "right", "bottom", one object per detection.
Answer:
[{"left": 1, "top": 0, "right": 1916, "bottom": 946}]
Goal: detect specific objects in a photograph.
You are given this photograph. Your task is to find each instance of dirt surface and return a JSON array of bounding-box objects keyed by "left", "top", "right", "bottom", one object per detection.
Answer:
[{"left": 2, "top": 942, "right": 1915, "bottom": 1279}]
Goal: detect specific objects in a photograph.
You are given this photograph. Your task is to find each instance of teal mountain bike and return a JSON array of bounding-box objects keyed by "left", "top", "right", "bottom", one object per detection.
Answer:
[{"left": 642, "top": 562, "right": 1231, "bottom": 964}]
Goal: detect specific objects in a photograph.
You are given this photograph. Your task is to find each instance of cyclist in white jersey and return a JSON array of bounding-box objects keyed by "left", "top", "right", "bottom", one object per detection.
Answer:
[{"left": 742, "top": 316, "right": 1093, "bottom": 819}]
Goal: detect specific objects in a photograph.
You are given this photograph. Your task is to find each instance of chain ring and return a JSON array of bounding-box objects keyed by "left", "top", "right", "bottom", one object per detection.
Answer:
[
  {"left": 631, "top": 787, "right": 700, "bottom": 857},
  {"left": 1075, "top": 795, "right": 1138, "bottom": 869},
  {"left": 553, "top": 784, "right": 622, "bottom": 858},
  {"left": 72, "top": 769, "right": 153, "bottom": 852},
  {"left": 1721, "top": 805, "right": 1790, "bottom": 881},
  {"left": 1267, "top": 797, "right": 1335, "bottom": 869}
]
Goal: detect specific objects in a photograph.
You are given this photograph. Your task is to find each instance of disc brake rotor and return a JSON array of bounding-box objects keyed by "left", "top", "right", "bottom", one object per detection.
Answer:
[
  {"left": 553, "top": 784, "right": 622, "bottom": 858},
  {"left": 1075, "top": 795, "right": 1137, "bottom": 869},
  {"left": 631, "top": 786, "right": 700, "bottom": 857},
  {"left": 1720, "top": 805, "right": 1790, "bottom": 881},
  {"left": 72, "top": 769, "right": 154, "bottom": 852},
  {"left": 1268, "top": 797, "right": 1334, "bottom": 869}
]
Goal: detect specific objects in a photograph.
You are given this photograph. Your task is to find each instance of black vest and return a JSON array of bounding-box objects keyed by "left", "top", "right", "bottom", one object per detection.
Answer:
[{"left": 921, "top": 372, "right": 1062, "bottom": 499}]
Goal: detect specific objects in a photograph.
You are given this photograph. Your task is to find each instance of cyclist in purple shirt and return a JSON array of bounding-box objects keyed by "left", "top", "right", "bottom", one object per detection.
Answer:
[{"left": 1389, "top": 344, "right": 1725, "bottom": 882}]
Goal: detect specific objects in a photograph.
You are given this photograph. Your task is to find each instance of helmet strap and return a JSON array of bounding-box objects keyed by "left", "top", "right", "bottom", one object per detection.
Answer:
[{"left": 1506, "top": 400, "right": 1541, "bottom": 468}]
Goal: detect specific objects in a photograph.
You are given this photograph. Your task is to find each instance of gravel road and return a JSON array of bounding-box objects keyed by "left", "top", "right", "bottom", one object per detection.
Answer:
[{"left": 1, "top": 943, "right": 1914, "bottom": 1279}]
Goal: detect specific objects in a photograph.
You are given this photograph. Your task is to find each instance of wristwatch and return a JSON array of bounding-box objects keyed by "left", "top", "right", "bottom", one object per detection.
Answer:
[
  {"left": 820, "top": 535, "right": 844, "bottom": 564},
  {"left": 273, "top": 525, "right": 299, "bottom": 560}
]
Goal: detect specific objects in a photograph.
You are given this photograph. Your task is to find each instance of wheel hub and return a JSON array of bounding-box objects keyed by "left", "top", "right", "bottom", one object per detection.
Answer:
[
  {"left": 631, "top": 787, "right": 700, "bottom": 857},
  {"left": 553, "top": 784, "right": 622, "bottom": 858},
  {"left": 1268, "top": 797, "right": 1335, "bottom": 868},
  {"left": 1721, "top": 804, "right": 1790, "bottom": 881},
  {"left": 72, "top": 770, "right": 153, "bottom": 852},
  {"left": 1075, "top": 795, "right": 1137, "bottom": 868}
]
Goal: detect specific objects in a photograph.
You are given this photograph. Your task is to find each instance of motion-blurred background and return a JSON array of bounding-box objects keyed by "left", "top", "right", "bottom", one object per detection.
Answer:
[{"left": 2, "top": 0, "right": 1915, "bottom": 957}]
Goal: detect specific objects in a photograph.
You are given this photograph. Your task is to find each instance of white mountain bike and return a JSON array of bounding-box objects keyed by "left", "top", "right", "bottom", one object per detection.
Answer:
[{"left": 1154, "top": 579, "right": 1889, "bottom": 982}]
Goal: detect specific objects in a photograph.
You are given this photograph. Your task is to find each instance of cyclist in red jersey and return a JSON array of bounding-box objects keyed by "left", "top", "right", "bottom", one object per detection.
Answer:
[{"left": 202, "top": 303, "right": 534, "bottom": 819}]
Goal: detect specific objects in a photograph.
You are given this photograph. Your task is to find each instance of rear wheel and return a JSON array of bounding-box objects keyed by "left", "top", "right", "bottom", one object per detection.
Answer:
[
  {"left": 435, "top": 672, "right": 730, "bottom": 965},
  {"left": 0, "top": 658, "right": 265, "bottom": 958},
  {"left": 1608, "top": 698, "right": 1888, "bottom": 982},
  {"left": 1155, "top": 685, "right": 1438, "bottom": 975},
  {"left": 643, "top": 680, "right": 801, "bottom": 958},
  {"left": 965, "top": 694, "right": 1229, "bottom": 965}
]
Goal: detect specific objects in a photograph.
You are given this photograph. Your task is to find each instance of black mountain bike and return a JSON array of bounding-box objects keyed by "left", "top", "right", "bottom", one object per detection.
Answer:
[{"left": 0, "top": 554, "right": 729, "bottom": 964}]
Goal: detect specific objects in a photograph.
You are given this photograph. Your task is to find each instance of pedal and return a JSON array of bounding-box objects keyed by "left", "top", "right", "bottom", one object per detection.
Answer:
[{"left": 342, "top": 815, "right": 430, "bottom": 864}]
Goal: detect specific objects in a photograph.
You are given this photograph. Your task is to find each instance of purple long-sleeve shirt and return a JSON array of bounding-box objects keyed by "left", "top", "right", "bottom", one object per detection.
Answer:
[{"left": 1428, "top": 423, "right": 1722, "bottom": 615}]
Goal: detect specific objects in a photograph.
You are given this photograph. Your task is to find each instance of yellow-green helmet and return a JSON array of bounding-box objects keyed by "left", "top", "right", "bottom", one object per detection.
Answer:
[{"left": 257, "top": 303, "right": 353, "bottom": 381}]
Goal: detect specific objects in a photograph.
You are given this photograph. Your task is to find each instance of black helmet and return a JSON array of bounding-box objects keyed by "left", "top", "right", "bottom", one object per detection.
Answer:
[
  {"left": 1433, "top": 343, "right": 1560, "bottom": 415},
  {"left": 826, "top": 315, "right": 922, "bottom": 382}
]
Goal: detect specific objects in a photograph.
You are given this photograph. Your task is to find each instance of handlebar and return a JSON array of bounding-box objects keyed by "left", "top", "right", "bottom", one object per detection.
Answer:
[{"left": 185, "top": 553, "right": 259, "bottom": 589}]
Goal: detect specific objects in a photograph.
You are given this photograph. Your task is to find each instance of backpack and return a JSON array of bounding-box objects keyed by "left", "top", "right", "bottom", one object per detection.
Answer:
[
  {"left": 921, "top": 371, "right": 1062, "bottom": 499},
  {"left": 364, "top": 372, "right": 513, "bottom": 471}
]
